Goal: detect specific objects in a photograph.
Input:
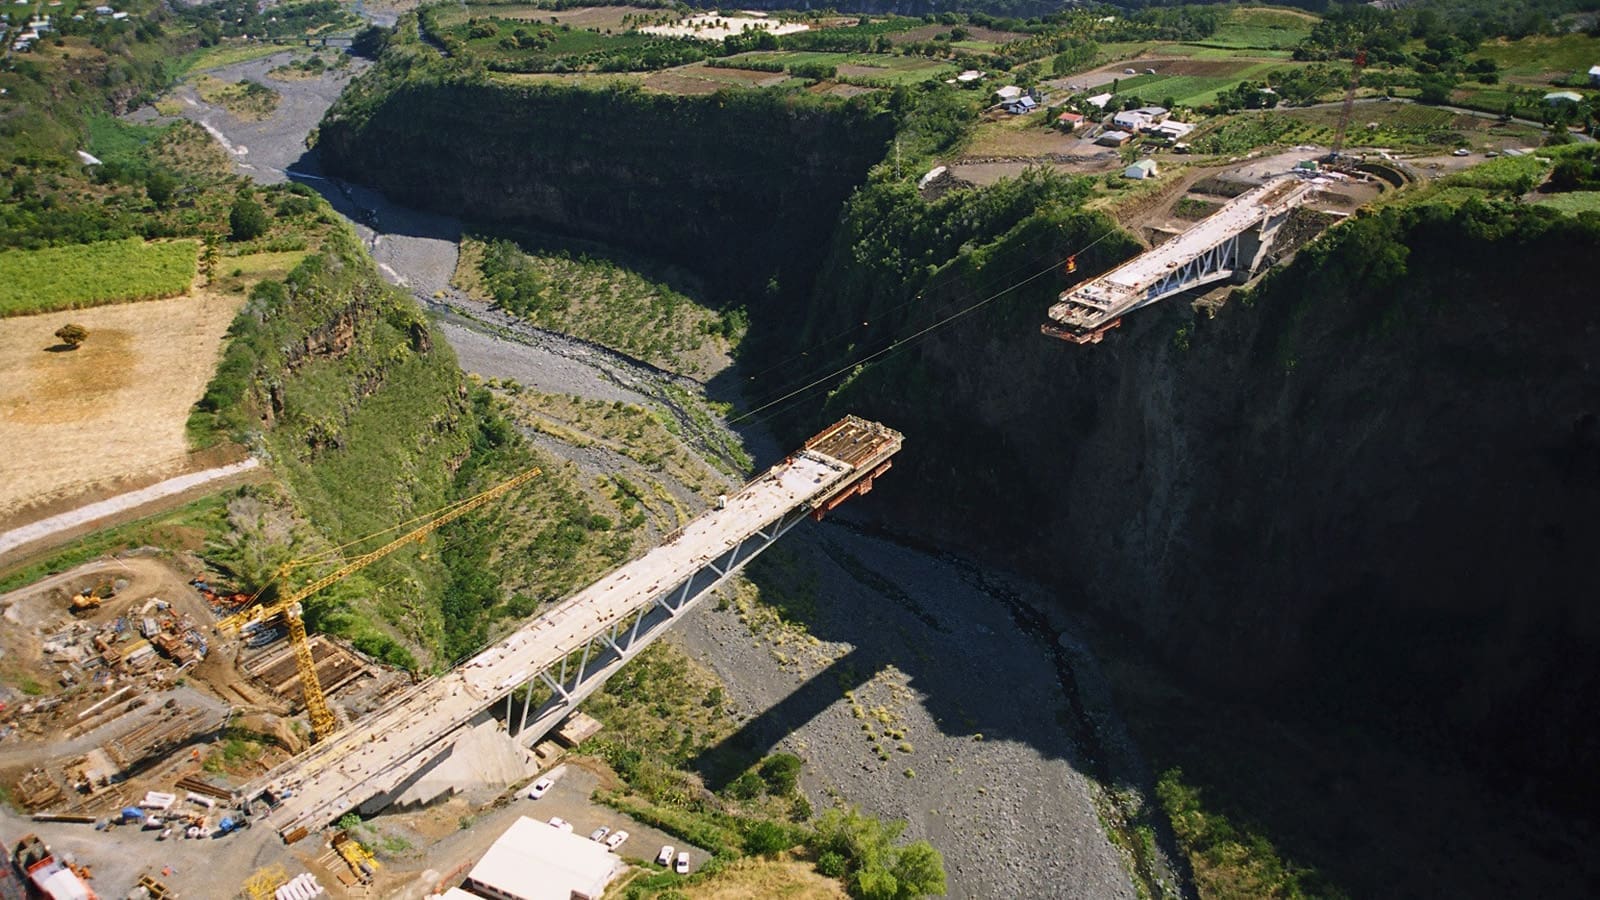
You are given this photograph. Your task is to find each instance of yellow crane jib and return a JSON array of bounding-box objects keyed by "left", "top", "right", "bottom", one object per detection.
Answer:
[{"left": 217, "top": 466, "right": 542, "bottom": 741}]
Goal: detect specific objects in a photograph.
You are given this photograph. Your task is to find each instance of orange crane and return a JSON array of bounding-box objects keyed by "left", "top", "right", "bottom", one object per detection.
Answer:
[
  {"left": 216, "top": 466, "right": 541, "bottom": 741},
  {"left": 1328, "top": 50, "right": 1368, "bottom": 163}
]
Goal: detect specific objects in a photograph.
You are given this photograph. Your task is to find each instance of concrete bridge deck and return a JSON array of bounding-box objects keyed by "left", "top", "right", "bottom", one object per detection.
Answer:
[
  {"left": 1046, "top": 176, "right": 1316, "bottom": 343},
  {"left": 246, "top": 417, "right": 902, "bottom": 840}
]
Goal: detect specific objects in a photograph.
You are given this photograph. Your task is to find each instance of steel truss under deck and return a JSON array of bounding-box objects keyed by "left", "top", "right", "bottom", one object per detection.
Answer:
[
  {"left": 500, "top": 503, "right": 813, "bottom": 746},
  {"left": 1137, "top": 232, "right": 1240, "bottom": 310}
]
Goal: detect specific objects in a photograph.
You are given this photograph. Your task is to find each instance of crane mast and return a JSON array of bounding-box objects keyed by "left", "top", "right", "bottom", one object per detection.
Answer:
[
  {"left": 1329, "top": 50, "right": 1368, "bottom": 163},
  {"left": 218, "top": 466, "right": 541, "bottom": 741}
]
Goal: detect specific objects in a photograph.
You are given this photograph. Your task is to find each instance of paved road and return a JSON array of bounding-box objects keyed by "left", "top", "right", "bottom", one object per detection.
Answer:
[{"left": 0, "top": 460, "right": 260, "bottom": 560}]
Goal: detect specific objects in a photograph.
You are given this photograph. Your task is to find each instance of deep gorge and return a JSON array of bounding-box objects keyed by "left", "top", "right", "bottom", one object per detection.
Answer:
[{"left": 317, "top": 52, "right": 1600, "bottom": 895}]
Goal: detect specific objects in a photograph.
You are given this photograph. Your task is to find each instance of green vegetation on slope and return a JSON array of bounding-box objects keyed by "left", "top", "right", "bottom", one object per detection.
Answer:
[
  {"left": 190, "top": 224, "right": 473, "bottom": 666},
  {"left": 458, "top": 236, "right": 740, "bottom": 375},
  {"left": 585, "top": 640, "right": 945, "bottom": 900},
  {"left": 0, "top": 238, "right": 197, "bottom": 315}
]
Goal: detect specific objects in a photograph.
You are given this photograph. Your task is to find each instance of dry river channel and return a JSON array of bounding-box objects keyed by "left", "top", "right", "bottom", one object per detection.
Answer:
[{"left": 140, "top": 50, "right": 1189, "bottom": 899}]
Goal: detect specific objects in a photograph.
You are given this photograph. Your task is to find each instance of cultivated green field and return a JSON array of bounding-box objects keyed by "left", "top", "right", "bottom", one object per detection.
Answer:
[
  {"left": 1112, "top": 61, "right": 1281, "bottom": 107},
  {"left": 1201, "top": 7, "right": 1317, "bottom": 51},
  {"left": 1472, "top": 33, "right": 1600, "bottom": 82},
  {"left": 1533, "top": 190, "right": 1600, "bottom": 214},
  {"left": 723, "top": 50, "right": 954, "bottom": 85},
  {"left": 0, "top": 239, "right": 199, "bottom": 316}
]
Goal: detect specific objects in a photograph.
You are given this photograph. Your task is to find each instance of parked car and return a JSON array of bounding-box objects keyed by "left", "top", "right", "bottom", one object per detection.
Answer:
[
  {"left": 604, "top": 830, "right": 629, "bottom": 851},
  {"left": 590, "top": 826, "right": 611, "bottom": 842},
  {"left": 527, "top": 776, "right": 554, "bottom": 800},
  {"left": 674, "top": 851, "right": 691, "bottom": 874},
  {"left": 548, "top": 816, "right": 572, "bottom": 833},
  {"left": 656, "top": 845, "right": 675, "bottom": 866},
  {"left": 1453, "top": 147, "right": 1470, "bottom": 157}
]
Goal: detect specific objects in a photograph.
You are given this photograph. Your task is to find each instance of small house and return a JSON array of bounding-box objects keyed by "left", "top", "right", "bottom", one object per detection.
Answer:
[
  {"left": 1123, "top": 159, "right": 1158, "bottom": 180},
  {"left": 1056, "top": 112, "right": 1085, "bottom": 132},
  {"left": 1096, "top": 130, "right": 1132, "bottom": 147},
  {"left": 1134, "top": 106, "right": 1169, "bottom": 124},
  {"left": 1002, "top": 96, "right": 1039, "bottom": 115},
  {"left": 1085, "top": 92, "right": 1112, "bottom": 110},
  {"left": 1153, "top": 120, "right": 1193, "bottom": 139},
  {"left": 1112, "top": 110, "right": 1152, "bottom": 131},
  {"left": 1589, "top": 65, "right": 1600, "bottom": 87},
  {"left": 111, "top": 10, "right": 127, "bottom": 18},
  {"left": 93, "top": 4, "right": 111, "bottom": 12},
  {"left": 1544, "top": 90, "right": 1583, "bottom": 105}
]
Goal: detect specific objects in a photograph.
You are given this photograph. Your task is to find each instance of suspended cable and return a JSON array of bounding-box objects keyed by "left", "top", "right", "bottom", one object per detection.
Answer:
[
  {"left": 733, "top": 222, "right": 1122, "bottom": 422},
  {"left": 728, "top": 256, "right": 1066, "bottom": 426}
]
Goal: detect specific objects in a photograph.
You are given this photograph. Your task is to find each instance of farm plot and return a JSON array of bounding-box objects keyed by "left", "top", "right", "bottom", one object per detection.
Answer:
[
  {"left": 1110, "top": 59, "right": 1290, "bottom": 107},
  {"left": 648, "top": 63, "right": 790, "bottom": 92},
  {"left": 1201, "top": 7, "right": 1317, "bottom": 51},
  {"left": 430, "top": 3, "right": 657, "bottom": 30},
  {"left": 1278, "top": 103, "right": 1542, "bottom": 148},
  {"left": 0, "top": 288, "right": 245, "bottom": 518},
  {"left": 835, "top": 56, "right": 956, "bottom": 85},
  {"left": 0, "top": 239, "right": 198, "bottom": 317},
  {"left": 1533, "top": 191, "right": 1600, "bottom": 215},
  {"left": 723, "top": 50, "right": 953, "bottom": 84},
  {"left": 886, "top": 23, "right": 1026, "bottom": 46},
  {"left": 964, "top": 114, "right": 1087, "bottom": 158},
  {"left": 733, "top": 50, "right": 853, "bottom": 70},
  {"left": 1471, "top": 33, "right": 1600, "bottom": 84},
  {"left": 640, "top": 14, "right": 809, "bottom": 41}
]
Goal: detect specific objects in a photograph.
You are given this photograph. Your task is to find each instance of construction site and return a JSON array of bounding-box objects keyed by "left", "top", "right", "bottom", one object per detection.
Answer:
[{"left": 0, "top": 417, "right": 904, "bottom": 899}]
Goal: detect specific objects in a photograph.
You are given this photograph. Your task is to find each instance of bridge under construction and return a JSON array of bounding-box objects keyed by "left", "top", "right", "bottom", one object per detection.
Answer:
[
  {"left": 245, "top": 416, "right": 902, "bottom": 841},
  {"left": 1046, "top": 176, "right": 1318, "bottom": 344}
]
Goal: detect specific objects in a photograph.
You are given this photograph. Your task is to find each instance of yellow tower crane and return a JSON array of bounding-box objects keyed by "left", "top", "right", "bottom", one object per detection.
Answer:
[{"left": 216, "top": 466, "right": 541, "bottom": 741}]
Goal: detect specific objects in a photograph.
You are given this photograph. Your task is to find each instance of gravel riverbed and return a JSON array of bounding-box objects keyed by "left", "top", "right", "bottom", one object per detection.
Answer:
[{"left": 675, "top": 527, "right": 1138, "bottom": 899}]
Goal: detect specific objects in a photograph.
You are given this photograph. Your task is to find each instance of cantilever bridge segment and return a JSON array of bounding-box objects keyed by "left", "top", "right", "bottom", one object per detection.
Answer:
[
  {"left": 1045, "top": 176, "right": 1318, "bottom": 344},
  {"left": 245, "top": 417, "right": 902, "bottom": 842}
]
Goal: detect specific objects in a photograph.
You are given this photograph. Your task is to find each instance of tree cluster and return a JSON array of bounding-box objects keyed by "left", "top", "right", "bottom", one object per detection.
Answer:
[{"left": 808, "top": 807, "right": 946, "bottom": 900}]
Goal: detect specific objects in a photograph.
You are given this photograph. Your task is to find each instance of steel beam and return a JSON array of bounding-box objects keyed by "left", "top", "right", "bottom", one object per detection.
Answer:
[{"left": 504, "top": 505, "right": 811, "bottom": 749}]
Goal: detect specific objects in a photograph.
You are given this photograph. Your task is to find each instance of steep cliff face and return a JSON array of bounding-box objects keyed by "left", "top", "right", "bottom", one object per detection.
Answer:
[
  {"left": 318, "top": 73, "right": 894, "bottom": 307},
  {"left": 814, "top": 200, "right": 1600, "bottom": 802},
  {"left": 194, "top": 225, "right": 477, "bottom": 667}
]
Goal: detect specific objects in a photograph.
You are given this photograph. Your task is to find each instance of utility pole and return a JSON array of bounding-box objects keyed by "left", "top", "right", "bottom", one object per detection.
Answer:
[{"left": 894, "top": 138, "right": 901, "bottom": 180}]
